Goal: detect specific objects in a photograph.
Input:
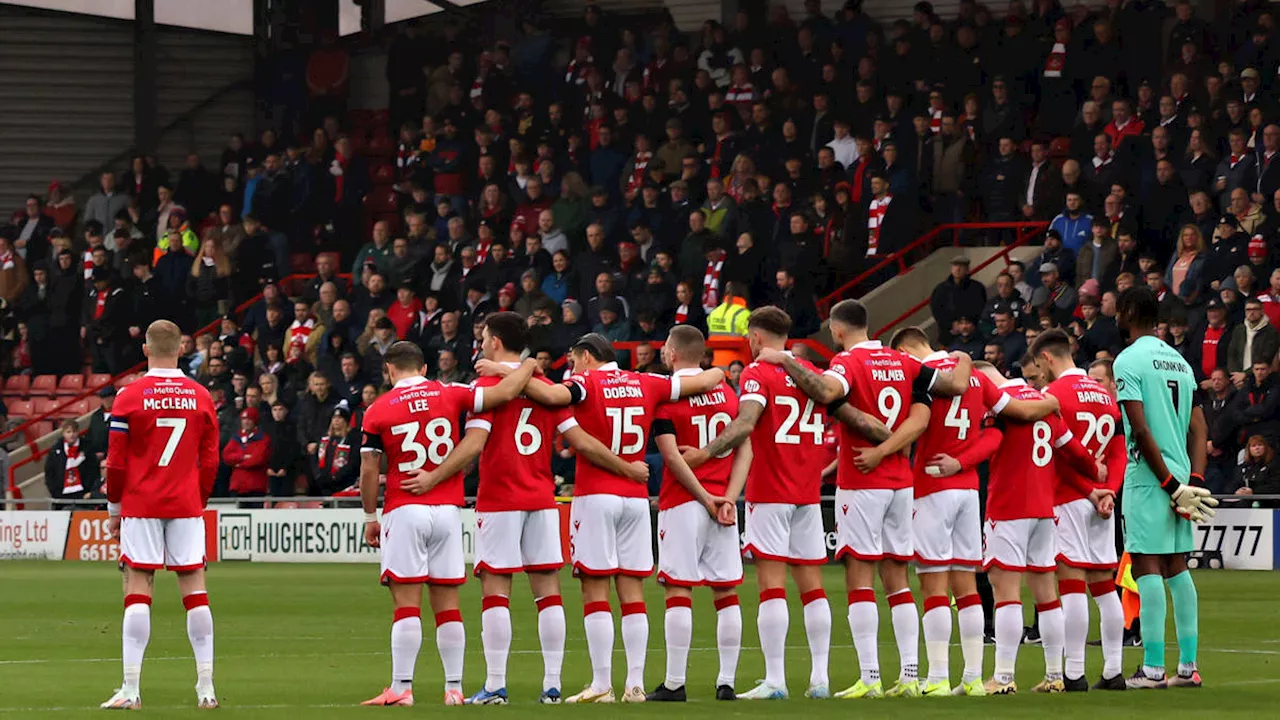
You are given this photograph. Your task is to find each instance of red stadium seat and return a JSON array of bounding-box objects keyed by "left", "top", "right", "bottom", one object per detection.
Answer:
[
  {"left": 56, "top": 399, "right": 90, "bottom": 419},
  {"left": 26, "top": 421, "right": 55, "bottom": 440},
  {"left": 6, "top": 399, "right": 33, "bottom": 419},
  {"left": 4, "top": 375, "right": 30, "bottom": 398},
  {"left": 114, "top": 373, "right": 140, "bottom": 390},
  {"left": 290, "top": 253, "right": 315, "bottom": 274},
  {"left": 300, "top": 501, "right": 325, "bottom": 509},
  {"left": 367, "top": 134, "right": 392, "bottom": 159},
  {"left": 1049, "top": 137, "right": 1071, "bottom": 159},
  {"left": 86, "top": 396, "right": 102, "bottom": 412},
  {"left": 370, "top": 109, "right": 390, "bottom": 130},
  {"left": 56, "top": 374, "right": 85, "bottom": 396},
  {"left": 371, "top": 163, "right": 396, "bottom": 184},
  {"left": 33, "top": 398, "right": 59, "bottom": 417},
  {"left": 30, "top": 375, "right": 57, "bottom": 398},
  {"left": 373, "top": 212, "right": 402, "bottom": 235},
  {"left": 87, "top": 373, "right": 112, "bottom": 392},
  {"left": 364, "top": 186, "right": 399, "bottom": 214},
  {"left": 349, "top": 109, "right": 376, "bottom": 130}
]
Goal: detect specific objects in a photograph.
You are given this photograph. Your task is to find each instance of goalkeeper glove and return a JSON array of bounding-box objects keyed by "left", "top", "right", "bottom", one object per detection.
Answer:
[{"left": 1166, "top": 479, "right": 1219, "bottom": 523}]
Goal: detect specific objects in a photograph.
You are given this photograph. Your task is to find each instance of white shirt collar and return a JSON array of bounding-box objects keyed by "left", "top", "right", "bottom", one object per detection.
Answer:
[
  {"left": 923, "top": 350, "right": 949, "bottom": 362},
  {"left": 394, "top": 375, "right": 428, "bottom": 388},
  {"left": 598, "top": 362, "right": 620, "bottom": 371},
  {"left": 1000, "top": 378, "right": 1027, "bottom": 389},
  {"left": 500, "top": 361, "right": 520, "bottom": 368},
  {"left": 852, "top": 340, "right": 882, "bottom": 350},
  {"left": 145, "top": 368, "right": 185, "bottom": 378},
  {"left": 1060, "top": 368, "right": 1086, "bottom": 378},
  {"left": 674, "top": 367, "right": 703, "bottom": 377}
]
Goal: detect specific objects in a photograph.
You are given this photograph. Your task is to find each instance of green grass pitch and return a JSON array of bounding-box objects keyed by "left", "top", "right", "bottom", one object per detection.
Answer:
[{"left": 1, "top": 563, "right": 1278, "bottom": 718}]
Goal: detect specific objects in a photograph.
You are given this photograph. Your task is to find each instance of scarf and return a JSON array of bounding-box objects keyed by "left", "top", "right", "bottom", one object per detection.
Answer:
[
  {"left": 94, "top": 290, "right": 108, "bottom": 319},
  {"left": 318, "top": 435, "right": 351, "bottom": 473},
  {"left": 675, "top": 303, "right": 689, "bottom": 324},
  {"left": 1044, "top": 42, "right": 1067, "bottom": 77},
  {"left": 1092, "top": 152, "right": 1113, "bottom": 169},
  {"left": 627, "top": 151, "right": 652, "bottom": 195},
  {"left": 82, "top": 250, "right": 94, "bottom": 280},
  {"left": 928, "top": 107, "right": 943, "bottom": 134},
  {"left": 1245, "top": 315, "right": 1270, "bottom": 365},
  {"left": 288, "top": 317, "right": 315, "bottom": 350},
  {"left": 726, "top": 83, "right": 756, "bottom": 107},
  {"left": 702, "top": 254, "right": 724, "bottom": 312},
  {"left": 867, "top": 194, "right": 892, "bottom": 255},
  {"left": 331, "top": 152, "right": 348, "bottom": 202},
  {"left": 63, "top": 441, "right": 85, "bottom": 494},
  {"left": 0, "top": 250, "right": 14, "bottom": 270}
]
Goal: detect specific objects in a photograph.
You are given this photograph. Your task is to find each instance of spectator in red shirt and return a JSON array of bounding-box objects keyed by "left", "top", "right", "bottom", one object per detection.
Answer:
[{"left": 222, "top": 407, "right": 272, "bottom": 503}]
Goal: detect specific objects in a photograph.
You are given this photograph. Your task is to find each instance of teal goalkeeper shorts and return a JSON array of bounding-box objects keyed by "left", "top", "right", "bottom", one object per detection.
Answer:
[{"left": 1122, "top": 484, "right": 1195, "bottom": 555}]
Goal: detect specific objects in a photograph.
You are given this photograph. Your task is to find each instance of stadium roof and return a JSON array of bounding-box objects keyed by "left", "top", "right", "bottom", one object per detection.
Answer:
[{"left": 0, "top": 0, "right": 477, "bottom": 36}]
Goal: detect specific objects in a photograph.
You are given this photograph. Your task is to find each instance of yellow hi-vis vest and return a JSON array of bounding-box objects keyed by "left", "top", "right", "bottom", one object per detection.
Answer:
[{"left": 707, "top": 301, "right": 749, "bottom": 336}]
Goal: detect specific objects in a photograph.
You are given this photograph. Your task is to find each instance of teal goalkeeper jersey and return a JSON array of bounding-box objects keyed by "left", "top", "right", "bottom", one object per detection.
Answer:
[{"left": 1114, "top": 335, "right": 1196, "bottom": 489}]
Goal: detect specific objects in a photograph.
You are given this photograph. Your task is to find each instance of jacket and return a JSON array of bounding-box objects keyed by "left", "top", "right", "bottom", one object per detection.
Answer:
[
  {"left": 45, "top": 439, "right": 100, "bottom": 500},
  {"left": 222, "top": 430, "right": 271, "bottom": 494},
  {"left": 930, "top": 277, "right": 987, "bottom": 344},
  {"left": 1227, "top": 318, "right": 1280, "bottom": 373},
  {"left": 311, "top": 431, "right": 358, "bottom": 495},
  {"left": 1049, "top": 212, "right": 1094, "bottom": 254},
  {"left": 1076, "top": 238, "right": 1119, "bottom": 287}
]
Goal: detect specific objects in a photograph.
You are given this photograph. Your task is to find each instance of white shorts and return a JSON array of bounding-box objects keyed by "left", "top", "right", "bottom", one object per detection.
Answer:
[
  {"left": 983, "top": 517, "right": 1056, "bottom": 573},
  {"left": 657, "top": 501, "right": 744, "bottom": 588},
  {"left": 1054, "top": 498, "right": 1119, "bottom": 570},
  {"left": 913, "top": 489, "right": 982, "bottom": 573},
  {"left": 474, "top": 508, "right": 564, "bottom": 575},
  {"left": 569, "top": 494, "right": 653, "bottom": 577},
  {"left": 380, "top": 504, "right": 465, "bottom": 586},
  {"left": 742, "top": 502, "right": 826, "bottom": 565},
  {"left": 835, "top": 487, "right": 913, "bottom": 562},
  {"left": 120, "top": 516, "right": 206, "bottom": 572}
]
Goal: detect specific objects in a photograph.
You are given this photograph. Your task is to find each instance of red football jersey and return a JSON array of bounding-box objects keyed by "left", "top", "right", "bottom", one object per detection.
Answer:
[
  {"left": 106, "top": 368, "right": 220, "bottom": 519},
  {"left": 566, "top": 362, "right": 680, "bottom": 498},
  {"left": 361, "top": 376, "right": 483, "bottom": 511},
  {"left": 824, "top": 341, "right": 937, "bottom": 490},
  {"left": 1043, "top": 368, "right": 1127, "bottom": 504},
  {"left": 471, "top": 371, "right": 573, "bottom": 512},
  {"left": 738, "top": 356, "right": 828, "bottom": 504},
  {"left": 985, "top": 380, "right": 1073, "bottom": 520},
  {"left": 912, "top": 352, "right": 1010, "bottom": 497},
  {"left": 654, "top": 370, "right": 739, "bottom": 510}
]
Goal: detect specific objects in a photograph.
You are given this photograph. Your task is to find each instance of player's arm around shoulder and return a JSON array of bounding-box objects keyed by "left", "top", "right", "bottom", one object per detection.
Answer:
[
  {"left": 672, "top": 367, "right": 726, "bottom": 399},
  {"left": 758, "top": 348, "right": 844, "bottom": 403},
  {"left": 927, "top": 351, "right": 973, "bottom": 396}
]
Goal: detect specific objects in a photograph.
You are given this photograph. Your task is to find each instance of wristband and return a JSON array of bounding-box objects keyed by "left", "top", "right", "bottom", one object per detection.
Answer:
[
  {"left": 107, "top": 502, "right": 121, "bottom": 518},
  {"left": 1159, "top": 474, "right": 1181, "bottom": 496},
  {"left": 363, "top": 512, "right": 378, "bottom": 523},
  {"left": 1189, "top": 473, "right": 1206, "bottom": 488}
]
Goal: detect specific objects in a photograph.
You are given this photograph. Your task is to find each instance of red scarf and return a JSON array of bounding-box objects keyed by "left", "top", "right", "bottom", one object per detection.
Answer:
[
  {"left": 710, "top": 135, "right": 732, "bottom": 178},
  {"left": 288, "top": 317, "right": 315, "bottom": 350},
  {"left": 1044, "top": 42, "right": 1067, "bottom": 77},
  {"left": 332, "top": 152, "right": 348, "bottom": 202},
  {"left": 726, "top": 83, "right": 756, "bottom": 107},
  {"left": 928, "top": 107, "right": 943, "bottom": 134},
  {"left": 586, "top": 117, "right": 606, "bottom": 150},
  {"left": 675, "top": 303, "right": 689, "bottom": 324},
  {"left": 702, "top": 252, "right": 724, "bottom": 312},
  {"left": 867, "top": 194, "right": 892, "bottom": 255},
  {"left": 63, "top": 441, "right": 85, "bottom": 494},
  {"left": 83, "top": 250, "right": 94, "bottom": 280},
  {"left": 474, "top": 239, "right": 491, "bottom": 265},
  {"left": 849, "top": 159, "right": 869, "bottom": 204},
  {"left": 627, "top": 151, "right": 652, "bottom": 195},
  {"left": 0, "top": 250, "right": 14, "bottom": 270},
  {"left": 94, "top": 290, "right": 108, "bottom": 319}
]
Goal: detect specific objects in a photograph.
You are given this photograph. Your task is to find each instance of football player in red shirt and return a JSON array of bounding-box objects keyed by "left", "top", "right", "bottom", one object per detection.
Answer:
[
  {"left": 648, "top": 326, "right": 751, "bottom": 702},
  {"left": 972, "top": 363, "right": 1102, "bottom": 695},
  {"left": 891, "top": 328, "right": 1060, "bottom": 696},
  {"left": 519, "top": 333, "right": 725, "bottom": 704},
  {"left": 1030, "top": 329, "right": 1128, "bottom": 691},
  {"left": 359, "top": 341, "right": 536, "bottom": 707},
  {"left": 756, "top": 300, "right": 972, "bottom": 699},
  {"left": 464, "top": 313, "right": 648, "bottom": 705},
  {"left": 101, "top": 320, "right": 221, "bottom": 710},
  {"left": 682, "top": 307, "right": 891, "bottom": 701}
]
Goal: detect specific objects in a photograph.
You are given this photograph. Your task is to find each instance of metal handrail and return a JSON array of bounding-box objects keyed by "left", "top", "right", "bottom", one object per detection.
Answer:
[
  {"left": 815, "top": 221, "right": 1050, "bottom": 317},
  {"left": 872, "top": 223, "right": 1049, "bottom": 339}
]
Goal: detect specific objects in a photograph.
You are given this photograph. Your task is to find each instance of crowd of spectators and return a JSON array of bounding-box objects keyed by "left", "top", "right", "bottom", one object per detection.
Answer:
[{"left": 16, "top": 0, "right": 1280, "bottom": 502}]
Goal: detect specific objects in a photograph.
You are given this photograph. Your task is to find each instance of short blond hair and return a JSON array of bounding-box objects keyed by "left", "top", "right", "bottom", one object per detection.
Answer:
[{"left": 145, "top": 320, "right": 182, "bottom": 359}]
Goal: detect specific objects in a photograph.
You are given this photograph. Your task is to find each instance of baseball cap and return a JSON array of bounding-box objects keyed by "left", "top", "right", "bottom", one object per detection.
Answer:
[
  {"left": 1242, "top": 68, "right": 1261, "bottom": 80},
  {"left": 1207, "top": 297, "right": 1226, "bottom": 311},
  {"left": 240, "top": 407, "right": 259, "bottom": 424},
  {"left": 1039, "top": 262, "right": 1059, "bottom": 274}
]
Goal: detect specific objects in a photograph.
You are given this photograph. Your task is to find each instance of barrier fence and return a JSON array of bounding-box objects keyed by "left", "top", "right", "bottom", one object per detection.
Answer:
[{"left": 3, "top": 501, "right": 1278, "bottom": 570}]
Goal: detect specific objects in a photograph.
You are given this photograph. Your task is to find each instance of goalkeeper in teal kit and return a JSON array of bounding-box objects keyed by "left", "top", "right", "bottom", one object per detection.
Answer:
[{"left": 1112, "top": 287, "right": 1219, "bottom": 689}]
